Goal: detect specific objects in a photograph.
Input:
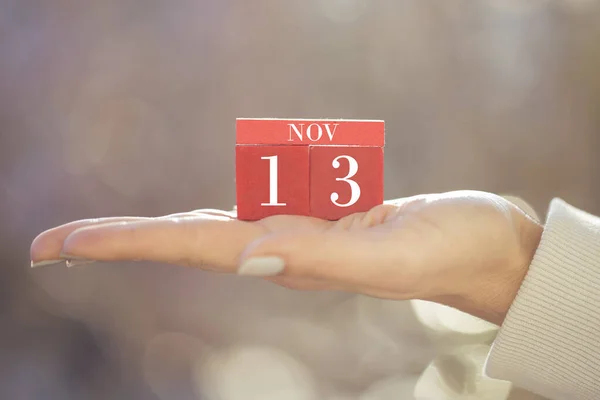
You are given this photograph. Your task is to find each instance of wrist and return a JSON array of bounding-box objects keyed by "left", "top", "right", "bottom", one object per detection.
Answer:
[
  {"left": 483, "top": 212, "right": 544, "bottom": 325},
  {"left": 432, "top": 211, "right": 544, "bottom": 326}
]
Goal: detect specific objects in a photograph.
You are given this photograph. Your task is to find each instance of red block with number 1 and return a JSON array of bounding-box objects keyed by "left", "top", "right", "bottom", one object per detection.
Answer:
[{"left": 236, "top": 118, "right": 385, "bottom": 221}]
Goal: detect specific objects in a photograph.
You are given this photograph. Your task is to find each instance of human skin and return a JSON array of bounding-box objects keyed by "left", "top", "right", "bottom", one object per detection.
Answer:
[{"left": 30, "top": 190, "right": 544, "bottom": 326}]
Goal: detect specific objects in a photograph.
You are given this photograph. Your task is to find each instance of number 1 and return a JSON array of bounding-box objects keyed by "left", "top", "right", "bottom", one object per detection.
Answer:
[{"left": 261, "top": 155, "right": 286, "bottom": 206}]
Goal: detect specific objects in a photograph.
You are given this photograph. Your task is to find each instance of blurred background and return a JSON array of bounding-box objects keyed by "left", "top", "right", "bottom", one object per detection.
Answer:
[{"left": 1, "top": 0, "right": 599, "bottom": 399}]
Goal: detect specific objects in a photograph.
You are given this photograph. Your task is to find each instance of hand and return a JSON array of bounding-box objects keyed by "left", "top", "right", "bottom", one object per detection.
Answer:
[{"left": 30, "top": 190, "right": 543, "bottom": 325}]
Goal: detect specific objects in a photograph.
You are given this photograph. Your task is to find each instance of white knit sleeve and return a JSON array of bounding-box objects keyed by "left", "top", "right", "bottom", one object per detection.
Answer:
[{"left": 484, "top": 198, "right": 600, "bottom": 400}]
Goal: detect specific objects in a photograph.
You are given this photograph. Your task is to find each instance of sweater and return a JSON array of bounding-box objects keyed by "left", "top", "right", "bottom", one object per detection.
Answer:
[{"left": 485, "top": 199, "right": 600, "bottom": 400}]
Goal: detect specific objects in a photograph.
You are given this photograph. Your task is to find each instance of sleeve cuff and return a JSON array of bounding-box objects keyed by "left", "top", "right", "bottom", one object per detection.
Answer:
[{"left": 484, "top": 198, "right": 600, "bottom": 400}]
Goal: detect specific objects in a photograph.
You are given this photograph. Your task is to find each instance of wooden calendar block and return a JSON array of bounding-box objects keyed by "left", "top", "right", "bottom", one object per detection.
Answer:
[
  {"left": 309, "top": 146, "right": 384, "bottom": 220},
  {"left": 235, "top": 118, "right": 385, "bottom": 221},
  {"left": 236, "top": 145, "right": 310, "bottom": 221},
  {"left": 237, "top": 118, "right": 384, "bottom": 146}
]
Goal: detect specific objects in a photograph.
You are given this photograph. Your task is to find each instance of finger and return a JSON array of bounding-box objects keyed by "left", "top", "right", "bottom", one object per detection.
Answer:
[
  {"left": 161, "top": 210, "right": 235, "bottom": 220},
  {"left": 60, "top": 215, "right": 268, "bottom": 272},
  {"left": 238, "top": 230, "right": 408, "bottom": 289},
  {"left": 30, "top": 217, "right": 150, "bottom": 266},
  {"left": 30, "top": 210, "right": 236, "bottom": 266},
  {"left": 189, "top": 208, "right": 237, "bottom": 218}
]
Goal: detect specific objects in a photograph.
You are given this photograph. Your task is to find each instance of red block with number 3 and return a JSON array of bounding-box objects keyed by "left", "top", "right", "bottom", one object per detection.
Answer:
[
  {"left": 309, "top": 146, "right": 384, "bottom": 220},
  {"left": 236, "top": 118, "right": 384, "bottom": 221}
]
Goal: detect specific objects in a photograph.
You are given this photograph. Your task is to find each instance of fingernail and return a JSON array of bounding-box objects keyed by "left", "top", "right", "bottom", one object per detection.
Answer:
[
  {"left": 30, "top": 259, "right": 63, "bottom": 268},
  {"left": 66, "top": 259, "right": 96, "bottom": 268},
  {"left": 60, "top": 252, "right": 98, "bottom": 268},
  {"left": 238, "top": 256, "right": 285, "bottom": 276}
]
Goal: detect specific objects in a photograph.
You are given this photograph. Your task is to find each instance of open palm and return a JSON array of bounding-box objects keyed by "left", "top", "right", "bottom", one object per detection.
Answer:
[{"left": 30, "top": 190, "right": 542, "bottom": 324}]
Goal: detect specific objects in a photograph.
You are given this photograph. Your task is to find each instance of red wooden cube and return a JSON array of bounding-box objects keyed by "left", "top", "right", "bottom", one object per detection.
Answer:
[
  {"left": 309, "top": 146, "right": 384, "bottom": 220},
  {"left": 235, "top": 145, "right": 310, "bottom": 220},
  {"left": 236, "top": 118, "right": 384, "bottom": 221}
]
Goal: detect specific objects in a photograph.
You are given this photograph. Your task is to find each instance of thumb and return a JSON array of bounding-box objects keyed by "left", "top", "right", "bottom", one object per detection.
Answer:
[{"left": 236, "top": 230, "right": 401, "bottom": 286}]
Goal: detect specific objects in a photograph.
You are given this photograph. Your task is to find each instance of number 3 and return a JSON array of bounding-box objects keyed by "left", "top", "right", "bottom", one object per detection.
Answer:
[{"left": 331, "top": 155, "right": 361, "bottom": 207}]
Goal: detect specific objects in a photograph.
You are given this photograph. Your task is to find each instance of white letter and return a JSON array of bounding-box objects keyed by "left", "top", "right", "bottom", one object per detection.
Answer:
[
  {"left": 288, "top": 124, "right": 304, "bottom": 142},
  {"left": 306, "top": 123, "right": 323, "bottom": 141},
  {"left": 331, "top": 155, "right": 361, "bottom": 207},
  {"left": 261, "top": 156, "right": 286, "bottom": 206},
  {"left": 324, "top": 123, "right": 339, "bottom": 141}
]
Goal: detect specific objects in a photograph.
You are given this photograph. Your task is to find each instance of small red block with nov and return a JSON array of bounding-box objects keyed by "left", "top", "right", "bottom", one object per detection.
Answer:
[{"left": 236, "top": 118, "right": 385, "bottom": 221}]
